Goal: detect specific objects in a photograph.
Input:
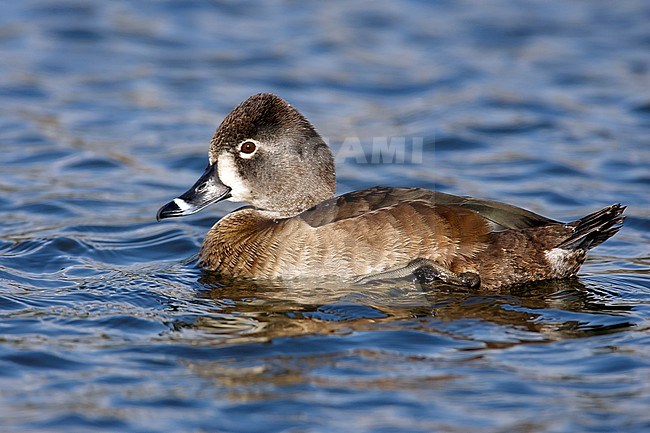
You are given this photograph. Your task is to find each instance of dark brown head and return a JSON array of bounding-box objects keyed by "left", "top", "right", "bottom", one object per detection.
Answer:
[{"left": 157, "top": 93, "right": 336, "bottom": 220}]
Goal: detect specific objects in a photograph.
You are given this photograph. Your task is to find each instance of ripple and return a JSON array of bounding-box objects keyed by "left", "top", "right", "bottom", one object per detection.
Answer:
[
  {"left": 63, "top": 157, "right": 123, "bottom": 171},
  {"left": 301, "top": 303, "right": 389, "bottom": 321},
  {"left": 429, "top": 135, "right": 488, "bottom": 152}
]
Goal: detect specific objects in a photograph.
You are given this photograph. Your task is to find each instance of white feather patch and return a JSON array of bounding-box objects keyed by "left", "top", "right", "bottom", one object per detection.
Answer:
[
  {"left": 217, "top": 153, "right": 250, "bottom": 202},
  {"left": 545, "top": 248, "right": 568, "bottom": 275}
]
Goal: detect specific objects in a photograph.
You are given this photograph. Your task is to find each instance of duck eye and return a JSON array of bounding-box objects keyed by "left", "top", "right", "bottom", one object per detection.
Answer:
[{"left": 240, "top": 141, "right": 256, "bottom": 155}]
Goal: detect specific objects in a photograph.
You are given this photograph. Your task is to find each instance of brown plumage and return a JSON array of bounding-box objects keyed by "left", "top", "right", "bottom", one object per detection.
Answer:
[{"left": 157, "top": 93, "right": 626, "bottom": 290}]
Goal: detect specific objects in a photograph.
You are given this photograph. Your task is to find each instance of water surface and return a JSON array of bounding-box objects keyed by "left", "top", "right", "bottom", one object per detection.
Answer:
[{"left": 1, "top": 1, "right": 649, "bottom": 432}]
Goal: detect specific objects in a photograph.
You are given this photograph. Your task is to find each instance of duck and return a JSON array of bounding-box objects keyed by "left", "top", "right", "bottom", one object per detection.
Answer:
[{"left": 157, "top": 93, "right": 625, "bottom": 290}]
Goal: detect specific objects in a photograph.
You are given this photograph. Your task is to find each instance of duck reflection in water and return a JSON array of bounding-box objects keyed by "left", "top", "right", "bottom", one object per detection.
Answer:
[{"left": 181, "top": 273, "right": 635, "bottom": 346}]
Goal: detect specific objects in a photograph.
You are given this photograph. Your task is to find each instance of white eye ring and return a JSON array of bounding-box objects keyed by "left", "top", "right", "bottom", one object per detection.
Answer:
[{"left": 238, "top": 139, "right": 260, "bottom": 159}]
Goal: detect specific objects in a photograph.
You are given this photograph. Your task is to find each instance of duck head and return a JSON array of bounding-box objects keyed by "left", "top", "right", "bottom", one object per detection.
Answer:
[{"left": 157, "top": 93, "right": 336, "bottom": 221}]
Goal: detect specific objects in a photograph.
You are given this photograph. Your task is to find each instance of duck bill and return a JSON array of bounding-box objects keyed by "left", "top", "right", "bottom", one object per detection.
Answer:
[{"left": 156, "top": 164, "right": 231, "bottom": 221}]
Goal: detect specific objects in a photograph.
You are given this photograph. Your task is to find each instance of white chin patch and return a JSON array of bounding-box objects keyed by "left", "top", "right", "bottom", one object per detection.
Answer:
[
  {"left": 217, "top": 153, "right": 250, "bottom": 202},
  {"left": 173, "top": 198, "right": 192, "bottom": 212}
]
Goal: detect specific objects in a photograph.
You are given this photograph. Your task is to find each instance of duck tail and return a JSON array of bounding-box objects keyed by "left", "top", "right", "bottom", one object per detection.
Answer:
[{"left": 557, "top": 204, "right": 626, "bottom": 251}]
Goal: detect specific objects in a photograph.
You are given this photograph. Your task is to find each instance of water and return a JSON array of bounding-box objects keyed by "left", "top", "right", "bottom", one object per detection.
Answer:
[{"left": 1, "top": 1, "right": 649, "bottom": 432}]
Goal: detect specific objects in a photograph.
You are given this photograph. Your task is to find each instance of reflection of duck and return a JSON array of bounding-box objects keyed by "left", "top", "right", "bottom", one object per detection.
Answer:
[
  {"left": 190, "top": 276, "right": 635, "bottom": 346},
  {"left": 158, "top": 93, "right": 625, "bottom": 290}
]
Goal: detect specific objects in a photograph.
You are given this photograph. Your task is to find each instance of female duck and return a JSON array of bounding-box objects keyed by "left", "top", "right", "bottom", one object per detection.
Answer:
[{"left": 157, "top": 93, "right": 625, "bottom": 289}]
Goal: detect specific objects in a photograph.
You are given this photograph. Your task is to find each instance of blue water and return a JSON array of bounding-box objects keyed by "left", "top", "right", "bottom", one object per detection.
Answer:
[{"left": 1, "top": 1, "right": 650, "bottom": 432}]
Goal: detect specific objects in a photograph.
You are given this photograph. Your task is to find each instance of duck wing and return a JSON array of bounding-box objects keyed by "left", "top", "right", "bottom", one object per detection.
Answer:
[{"left": 298, "top": 186, "right": 557, "bottom": 230}]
